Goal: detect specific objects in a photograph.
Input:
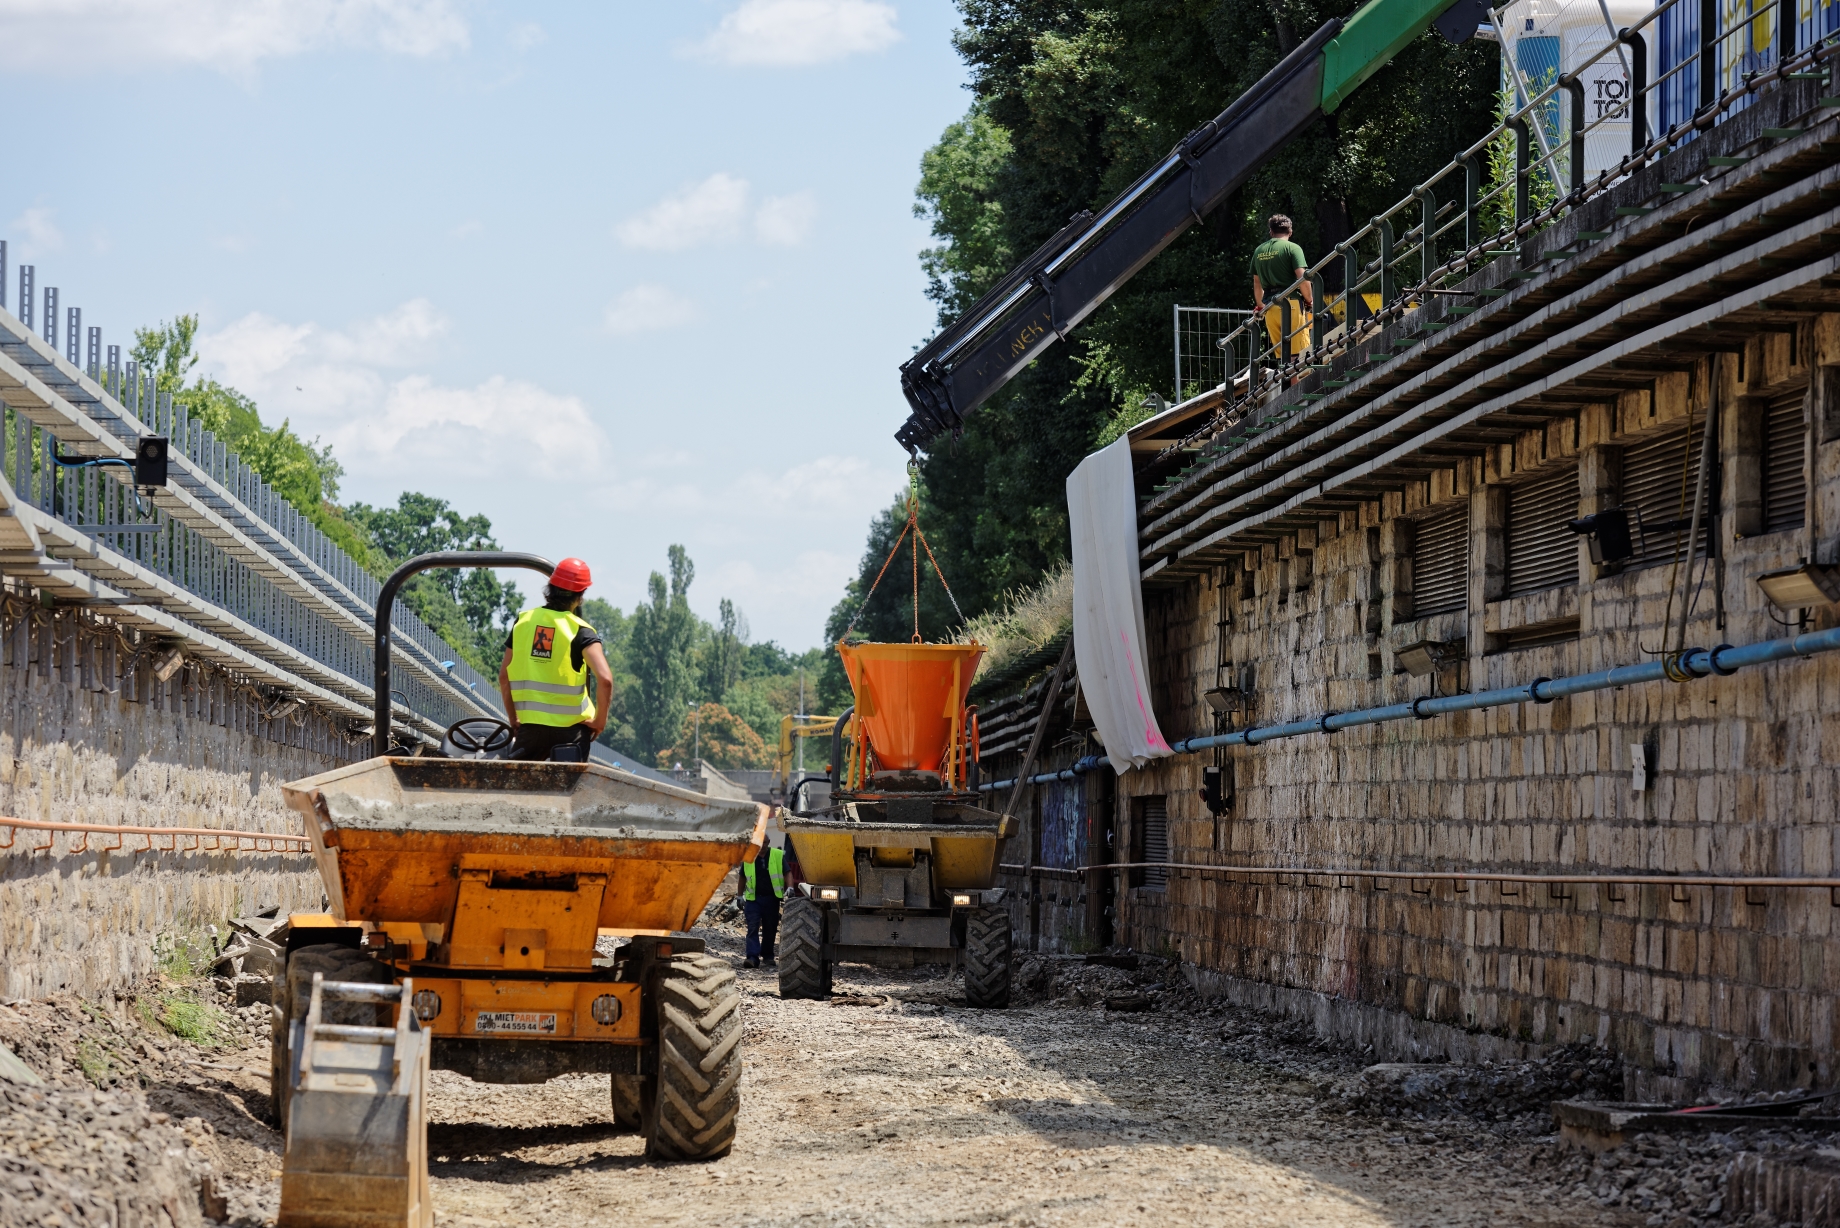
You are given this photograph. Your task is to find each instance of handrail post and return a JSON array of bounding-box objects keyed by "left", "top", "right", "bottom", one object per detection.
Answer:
[
  {"left": 1463, "top": 155, "right": 1482, "bottom": 249},
  {"left": 1775, "top": 0, "right": 1795, "bottom": 70},
  {"left": 1376, "top": 217, "right": 1397, "bottom": 306},
  {"left": 1622, "top": 29, "right": 1650, "bottom": 157},
  {"left": 1419, "top": 188, "right": 1437, "bottom": 287},
  {"left": 1699, "top": 0, "right": 1719, "bottom": 113},
  {"left": 1342, "top": 243, "right": 1362, "bottom": 332},
  {"left": 1511, "top": 116, "right": 1533, "bottom": 242},
  {"left": 1566, "top": 76, "right": 1587, "bottom": 198}
]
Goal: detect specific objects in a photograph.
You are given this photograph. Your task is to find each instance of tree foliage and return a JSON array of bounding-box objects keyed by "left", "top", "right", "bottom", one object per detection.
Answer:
[
  {"left": 344, "top": 493, "right": 524, "bottom": 672},
  {"left": 827, "top": 0, "right": 1498, "bottom": 649},
  {"left": 627, "top": 546, "right": 700, "bottom": 759},
  {"left": 655, "top": 701, "right": 772, "bottom": 772}
]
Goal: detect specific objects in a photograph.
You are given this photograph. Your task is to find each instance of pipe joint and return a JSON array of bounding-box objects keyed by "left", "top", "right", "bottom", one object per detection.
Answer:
[
  {"left": 1528, "top": 677, "right": 1554, "bottom": 704},
  {"left": 1705, "top": 643, "right": 1739, "bottom": 676},
  {"left": 1662, "top": 649, "right": 1700, "bottom": 684},
  {"left": 1410, "top": 696, "right": 1437, "bottom": 720}
]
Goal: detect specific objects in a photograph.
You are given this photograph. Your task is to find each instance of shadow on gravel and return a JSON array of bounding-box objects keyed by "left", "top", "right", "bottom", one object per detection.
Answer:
[{"left": 428, "top": 1119, "right": 639, "bottom": 1168}]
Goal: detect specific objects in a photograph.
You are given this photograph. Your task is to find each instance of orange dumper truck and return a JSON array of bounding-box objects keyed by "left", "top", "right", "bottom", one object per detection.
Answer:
[{"left": 269, "top": 552, "right": 762, "bottom": 1228}]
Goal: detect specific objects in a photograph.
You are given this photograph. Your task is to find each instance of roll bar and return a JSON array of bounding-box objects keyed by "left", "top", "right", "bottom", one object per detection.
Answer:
[{"left": 373, "top": 551, "right": 555, "bottom": 758}]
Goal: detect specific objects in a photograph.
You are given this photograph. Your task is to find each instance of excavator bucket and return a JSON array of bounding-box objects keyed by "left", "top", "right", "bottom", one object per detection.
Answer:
[
  {"left": 838, "top": 641, "right": 983, "bottom": 773},
  {"left": 279, "top": 974, "right": 432, "bottom": 1228}
]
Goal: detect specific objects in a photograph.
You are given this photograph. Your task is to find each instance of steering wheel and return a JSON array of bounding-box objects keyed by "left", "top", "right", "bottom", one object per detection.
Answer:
[{"left": 442, "top": 717, "right": 514, "bottom": 760}]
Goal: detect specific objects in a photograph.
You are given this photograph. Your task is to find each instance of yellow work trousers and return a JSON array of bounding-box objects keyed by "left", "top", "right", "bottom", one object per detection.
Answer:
[{"left": 1262, "top": 301, "right": 1313, "bottom": 358}]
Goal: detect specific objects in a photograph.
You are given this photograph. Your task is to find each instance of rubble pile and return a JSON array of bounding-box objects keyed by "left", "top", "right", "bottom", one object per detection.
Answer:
[
  {"left": 1328, "top": 1044, "right": 1625, "bottom": 1129},
  {"left": 1012, "top": 951, "right": 1210, "bottom": 1012},
  {"left": 0, "top": 919, "right": 287, "bottom": 1228}
]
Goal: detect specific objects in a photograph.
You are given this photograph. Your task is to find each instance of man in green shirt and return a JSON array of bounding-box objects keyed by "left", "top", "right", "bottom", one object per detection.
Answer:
[{"left": 1251, "top": 214, "right": 1312, "bottom": 359}]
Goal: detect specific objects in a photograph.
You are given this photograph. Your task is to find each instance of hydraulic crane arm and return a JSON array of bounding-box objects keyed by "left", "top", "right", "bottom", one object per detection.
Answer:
[{"left": 895, "top": 0, "right": 1486, "bottom": 453}]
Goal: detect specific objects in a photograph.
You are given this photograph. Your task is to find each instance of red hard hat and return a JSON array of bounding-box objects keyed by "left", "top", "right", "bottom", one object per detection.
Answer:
[{"left": 550, "top": 557, "right": 592, "bottom": 592}]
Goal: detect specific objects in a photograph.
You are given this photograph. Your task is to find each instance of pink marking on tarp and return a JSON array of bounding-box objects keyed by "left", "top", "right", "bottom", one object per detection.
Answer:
[{"left": 1121, "top": 629, "right": 1172, "bottom": 753}]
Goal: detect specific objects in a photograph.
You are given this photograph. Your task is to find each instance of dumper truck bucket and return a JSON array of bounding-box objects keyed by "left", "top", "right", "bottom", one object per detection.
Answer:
[
  {"left": 282, "top": 758, "right": 766, "bottom": 933},
  {"left": 838, "top": 641, "right": 983, "bottom": 774},
  {"left": 279, "top": 974, "right": 431, "bottom": 1228}
]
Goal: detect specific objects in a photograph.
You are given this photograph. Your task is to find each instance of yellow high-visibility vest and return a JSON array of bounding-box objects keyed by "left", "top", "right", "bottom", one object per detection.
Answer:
[
  {"left": 507, "top": 608, "right": 596, "bottom": 727},
  {"left": 742, "top": 849, "right": 785, "bottom": 900}
]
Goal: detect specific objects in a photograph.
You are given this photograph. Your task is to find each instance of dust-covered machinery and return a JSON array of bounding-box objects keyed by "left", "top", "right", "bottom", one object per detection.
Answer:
[
  {"left": 778, "top": 641, "right": 1017, "bottom": 1007},
  {"left": 269, "top": 553, "right": 762, "bottom": 1228}
]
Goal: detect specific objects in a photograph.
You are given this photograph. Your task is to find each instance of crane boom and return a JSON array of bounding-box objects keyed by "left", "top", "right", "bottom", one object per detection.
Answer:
[{"left": 895, "top": 0, "right": 1483, "bottom": 452}]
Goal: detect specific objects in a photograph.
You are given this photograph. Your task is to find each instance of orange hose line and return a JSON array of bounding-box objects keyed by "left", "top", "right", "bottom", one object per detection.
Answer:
[{"left": 0, "top": 816, "right": 311, "bottom": 855}]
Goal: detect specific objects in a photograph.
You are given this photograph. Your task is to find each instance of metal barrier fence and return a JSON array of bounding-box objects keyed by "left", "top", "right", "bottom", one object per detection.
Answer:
[
  {"left": 1175, "top": 0, "right": 1840, "bottom": 464},
  {"left": 0, "top": 251, "right": 503, "bottom": 744},
  {"left": 1172, "top": 305, "right": 1255, "bottom": 403}
]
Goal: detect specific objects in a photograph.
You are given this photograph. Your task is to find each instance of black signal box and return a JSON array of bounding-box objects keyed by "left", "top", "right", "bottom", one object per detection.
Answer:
[{"left": 135, "top": 436, "right": 169, "bottom": 488}]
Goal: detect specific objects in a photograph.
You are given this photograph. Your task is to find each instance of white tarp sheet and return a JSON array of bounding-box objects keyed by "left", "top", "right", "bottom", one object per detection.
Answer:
[{"left": 1066, "top": 436, "right": 1173, "bottom": 774}]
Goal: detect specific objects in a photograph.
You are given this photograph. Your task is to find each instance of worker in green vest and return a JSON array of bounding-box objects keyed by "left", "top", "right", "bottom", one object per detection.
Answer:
[
  {"left": 497, "top": 557, "right": 614, "bottom": 762},
  {"left": 739, "top": 836, "right": 786, "bottom": 969}
]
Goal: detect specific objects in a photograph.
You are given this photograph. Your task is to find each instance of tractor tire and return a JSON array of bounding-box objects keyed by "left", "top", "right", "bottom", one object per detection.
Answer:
[
  {"left": 777, "top": 896, "right": 829, "bottom": 1000},
  {"left": 645, "top": 952, "right": 742, "bottom": 1161},
  {"left": 963, "top": 906, "right": 1012, "bottom": 1009},
  {"left": 270, "top": 943, "right": 394, "bottom": 1131},
  {"left": 611, "top": 1074, "right": 649, "bottom": 1132}
]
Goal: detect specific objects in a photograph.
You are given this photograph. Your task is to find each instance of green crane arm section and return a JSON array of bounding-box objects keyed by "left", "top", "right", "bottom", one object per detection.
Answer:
[
  {"left": 895, "top": 0, "right": 1478, "bottom": 453},
  {"left": 1321, "top": 0, "right": 1473, "bottom": 112}
]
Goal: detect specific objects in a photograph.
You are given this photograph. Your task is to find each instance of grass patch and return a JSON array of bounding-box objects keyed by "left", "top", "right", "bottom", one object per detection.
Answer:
[
  {"left": 153, "top": 991, "right": 227, "bottom": 1046},
  {"left": 75, "top": 1038, "right": 113, "bottom": 1084}
]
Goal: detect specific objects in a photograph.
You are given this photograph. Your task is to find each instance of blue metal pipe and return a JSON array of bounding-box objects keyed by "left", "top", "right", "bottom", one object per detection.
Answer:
[
  {"left": 977, "top": 754, "right": 1106, "bottom": 794},
  {"left": 974, "top": 625, "right": 1840, "bottom": 784}
]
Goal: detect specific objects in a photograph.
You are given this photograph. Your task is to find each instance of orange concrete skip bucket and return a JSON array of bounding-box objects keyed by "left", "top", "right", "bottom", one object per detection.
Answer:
[{"left": 838, "top": 641, "right": 983, "bottom": 774}]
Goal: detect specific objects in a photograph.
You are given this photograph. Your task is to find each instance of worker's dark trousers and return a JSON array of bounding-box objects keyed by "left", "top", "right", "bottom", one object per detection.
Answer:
[{"left": 745, "top": 896, "right": 781, "bottom": 962}]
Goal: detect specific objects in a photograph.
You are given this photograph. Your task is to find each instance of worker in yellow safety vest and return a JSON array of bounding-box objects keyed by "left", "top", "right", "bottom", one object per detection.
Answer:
[
  {"left": 497, "top": 557, "right": 615, "bottom": 762},
  {"left": 738, "top": 836, "right": 786, "bottom": 969}
]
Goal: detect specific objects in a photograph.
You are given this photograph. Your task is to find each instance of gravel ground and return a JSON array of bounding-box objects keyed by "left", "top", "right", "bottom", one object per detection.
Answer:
[{"left": 2, "top": 921, "right": 1835, "bottom": 1227}]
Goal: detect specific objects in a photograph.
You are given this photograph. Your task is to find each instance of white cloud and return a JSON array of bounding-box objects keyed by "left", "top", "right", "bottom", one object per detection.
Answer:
[
  {"left": 688, "top": 0, "right": 900, "bottom": 67},
  {"left": 509, "top": 21, "right": 544, "bottom": 50},
  {"left": 603, "top": 285, "right": 698, "bottom": 336},
  {"left": 615, "top": 173, "right": 751, "bottom": 252},
  {"left": 755, "top": 191, "right": 817, "bottom": 246},
  {"left": 0, "top": 0, "right": 468, "bottom": 75},
  {"left": 195, "top": 300, "right": 601, "bottom": 491},
  {"left": 7, "top": 206, "right": 64, "bottom": 260},
  {"left": 616, "top": 174, "right": 816, "bottom": 252}
]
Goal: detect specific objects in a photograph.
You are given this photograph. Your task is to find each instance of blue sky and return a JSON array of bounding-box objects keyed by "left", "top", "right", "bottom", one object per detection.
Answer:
[{"left": 0, "top": 0, "right": 971, "bottom": 649}]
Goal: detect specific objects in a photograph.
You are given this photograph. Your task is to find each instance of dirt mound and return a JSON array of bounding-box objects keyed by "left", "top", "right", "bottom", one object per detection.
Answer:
[{"left": 0, "top": 985, "right": 281, "bottom": 1227}]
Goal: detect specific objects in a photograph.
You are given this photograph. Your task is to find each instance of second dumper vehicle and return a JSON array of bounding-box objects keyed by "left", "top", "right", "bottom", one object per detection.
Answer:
[{"left": 777, "top": 638, "right": 1017, "bottom": 1008}]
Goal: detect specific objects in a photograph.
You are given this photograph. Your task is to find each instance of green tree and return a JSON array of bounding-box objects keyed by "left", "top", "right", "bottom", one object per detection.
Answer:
[
  {"left": 346, "top": 493, "right": 523, "bottom": 671},
  {"left": 655, "top": 701, "right": 771, "bottom": 772},
  {"left": 627, "top": 545, "right": 699, "bottom": 758},
  {"left": 700, "top": 597, "right": 747, "bottom": 703},
  {"left": 131, "top": 315, "right": 357, "bottom": 552},
  {"left": 830, "top": 0, "right": 1498, "bottom": 639}
]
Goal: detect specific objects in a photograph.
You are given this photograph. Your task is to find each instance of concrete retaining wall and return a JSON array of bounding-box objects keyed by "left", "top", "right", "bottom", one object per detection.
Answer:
[{"left": 0, "top": 604, "right": 350, "bottom": 999}]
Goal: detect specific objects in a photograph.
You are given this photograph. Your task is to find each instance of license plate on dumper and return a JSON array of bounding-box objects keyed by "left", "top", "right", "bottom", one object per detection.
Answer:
[{"left": 474, "top": 1012, "right": 558, "bottom": 1034}]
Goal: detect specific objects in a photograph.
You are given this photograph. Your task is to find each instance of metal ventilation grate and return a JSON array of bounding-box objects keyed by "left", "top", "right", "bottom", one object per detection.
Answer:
[
  {"left": 1506, "top": 465, "right": 1580, "bottom": 596},
  {"left": 1622, "top": 421, "right": 1707, "bottom": 569},
  {"left": 1764, "top": 388, "right": 1807, "bottom": 533},
  {"left": 1412, "top": 501, "right": 1470, "bottom": 618},
  {"left": 1136, "top": 797, "right": 1168, "bottom": 890}
]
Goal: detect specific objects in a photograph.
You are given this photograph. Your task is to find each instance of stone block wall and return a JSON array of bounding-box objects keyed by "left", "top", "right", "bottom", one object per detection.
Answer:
[
  {"left": 1107, "top": 341, "right": 1840, "bottom": 1101},
  {"left": 0, "top": 600, "right": 351, "bottom": 1000}
]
